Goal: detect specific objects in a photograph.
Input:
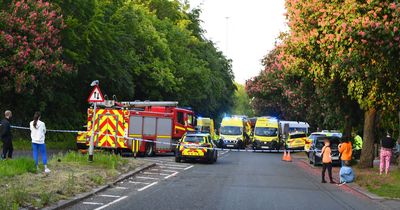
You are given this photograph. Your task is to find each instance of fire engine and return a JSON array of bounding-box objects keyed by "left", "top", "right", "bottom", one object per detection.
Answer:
[{"left": 76, "top": 100, "right": 196, "bottom": 156}]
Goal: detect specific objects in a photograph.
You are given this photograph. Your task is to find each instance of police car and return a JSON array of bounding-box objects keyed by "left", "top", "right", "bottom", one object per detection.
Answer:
[{"left": 175, "top": 132, "right": 218, "bottom": 163}]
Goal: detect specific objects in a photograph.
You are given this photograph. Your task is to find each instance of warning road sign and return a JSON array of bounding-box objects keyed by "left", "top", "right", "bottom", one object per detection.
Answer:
[{"left": 88, "top": 86, "right": 105, "bottom": 103}]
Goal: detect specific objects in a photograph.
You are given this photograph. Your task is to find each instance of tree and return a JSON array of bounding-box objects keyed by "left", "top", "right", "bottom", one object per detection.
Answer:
[
  {"left": 0, "top": 0, "right": 71, "bottom": 124},
  {"left": 284, "top": 0, "right": 400, "bottom": 167}
]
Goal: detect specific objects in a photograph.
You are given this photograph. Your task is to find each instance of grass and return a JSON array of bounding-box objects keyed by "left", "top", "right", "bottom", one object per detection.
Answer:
[
  {"left": 0, "top": 151, "right": 142, "bottom": 209},
  {"left": 0, "top": 158, "right": 36, "bottom": 177},
  {"left": 12, "top": 138, "right": 77, "bottom": 150},
  {"left": 354, "top": 166, "right": 400, "bottom": 198}
]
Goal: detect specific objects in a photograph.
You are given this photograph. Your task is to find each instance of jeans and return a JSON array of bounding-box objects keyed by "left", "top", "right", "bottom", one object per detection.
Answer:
[{"left": 32, "top": 143, "right": 47, "bottom": 166}]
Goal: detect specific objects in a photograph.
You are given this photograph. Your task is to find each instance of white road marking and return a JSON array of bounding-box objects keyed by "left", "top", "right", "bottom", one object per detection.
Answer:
[
  {"left": 158, "top": 163, "right": 187, "bottom": 168},
  {"left": 136, "top": 176, "right": 159, "bottom": 180},
  {"left": 158, "top": 169, "right": 178, "bottom": 173},
  {"left": 129, "top": 181, "right": 150, "bottom": 184},
  {"left": 143, "top": 171, "right": 169, "bottom": 176},
  {"left": 115, "top": 186, "right": 128, "bottom": 190},
  {"left": 99, "top": 194, "right": 121, "bottom": 198},
  {"left": 137, "top": 181, "right": 158, "bottom": 191},
  {"left": 164, "top": 172, "right": 179, "bottom": 179},
  {"left": 94, "top": 196, "right": 128, "bottom": 210},
  {"left": 183, "top": 165, "right": 194, "bottom": 170},
  {"left": 159, "top": 166, "right": 187, "bottom": 170},
  {"left": 83, "top": 202, "right": 104, "bottom": 205}
]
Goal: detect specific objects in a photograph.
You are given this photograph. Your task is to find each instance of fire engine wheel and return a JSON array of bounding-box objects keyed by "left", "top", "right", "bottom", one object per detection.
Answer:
[{"left": 145, "top": 143, "right": 155, "bottom": 157}]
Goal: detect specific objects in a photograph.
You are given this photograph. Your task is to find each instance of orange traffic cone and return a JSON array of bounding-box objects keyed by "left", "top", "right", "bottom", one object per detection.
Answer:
[
  {"left": 286, "top": 150, "right": 292, "bottom": 162},
  {"left": 282, "top": 150, "right": 287, "bottom": 161}
]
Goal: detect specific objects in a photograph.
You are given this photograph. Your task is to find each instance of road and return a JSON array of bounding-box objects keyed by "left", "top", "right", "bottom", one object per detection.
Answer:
[{"left": 66, "top": 151, "right": 391, "bottom": 210}]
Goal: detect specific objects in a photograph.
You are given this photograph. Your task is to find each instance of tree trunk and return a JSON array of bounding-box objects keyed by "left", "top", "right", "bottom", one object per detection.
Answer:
[
  {"left": 343, "top": 115, "right": 352, "bottom": 137},
  {"left": 397, "top": 111, "right": 400, "bottom": 143},
  {"left": 359, "top": 108, "right": 377, "bottom": 168}
]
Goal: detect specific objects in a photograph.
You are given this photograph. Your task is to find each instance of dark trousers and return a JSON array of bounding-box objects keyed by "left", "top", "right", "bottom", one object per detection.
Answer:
[
  {"left": 322, "top": 163, "right": 333, "bottom": 181},
  {"left": 2, "top": 139, "right": 13, "bottom": 159}
]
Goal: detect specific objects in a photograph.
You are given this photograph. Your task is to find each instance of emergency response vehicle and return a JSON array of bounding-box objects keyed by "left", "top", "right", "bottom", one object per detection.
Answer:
[
  {"left": 196, "top": 117, "right": 216, "bottom": 141},
  {"left": 252, "top": 117, "right": 280, "bottom": 150},
  {"left": 285, "top": 132, "right": 308, "bottom": 149},
  {"left": 219, "top": 117, "right": 249, "bottom": 149},
  {"left": 175, "top": 132, "right": 217, "bottom": 163},
  {"left": 76, "top": 100, "right": 195, "bottom": 156}
]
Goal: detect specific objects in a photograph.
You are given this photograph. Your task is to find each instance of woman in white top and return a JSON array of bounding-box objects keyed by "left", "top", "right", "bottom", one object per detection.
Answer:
[{"left": 30, "top": 112, "right": 50, "bottom": 173}]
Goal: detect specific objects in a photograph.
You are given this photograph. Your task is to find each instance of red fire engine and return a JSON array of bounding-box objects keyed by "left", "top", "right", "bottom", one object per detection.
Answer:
[{"left": 76, "top": 101, "right": 196, "bottom": 156}]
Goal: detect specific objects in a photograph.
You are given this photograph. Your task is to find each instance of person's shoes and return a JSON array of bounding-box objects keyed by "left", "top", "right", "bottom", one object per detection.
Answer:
[
  {"left": 44, "top": 168, "right": 51, "bottom": 173},
  {"left": 321, "top": 180, "right": 327, "bottom": 183},
  {"left": 338, "top": 182, "right": 346, "bottom": 186},
  {"left": 330, "top": 181, "right": 336, "bottom": 184}
]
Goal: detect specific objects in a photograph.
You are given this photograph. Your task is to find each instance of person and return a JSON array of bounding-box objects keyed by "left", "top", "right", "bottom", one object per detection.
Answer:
[
  {"left": 353, "top": 132, "right": 363, "bottom": 159},
  {"left": 338, "top": 160, "right": 355, "bottom": 186},
  {"left": 1, "top": 110, "right": 13, "bottom": 159},
  {"left": 30, "top": 112, "right": 50, "bottom": 173},
  {"left": 380, "top": 131, "right": 396, "bottom": 175},
  {"left": 321, "top": 138, "right": 335, "bottom": 184},
  {"left": 339, "top": 136, "right": 352, "bottom": 166}
]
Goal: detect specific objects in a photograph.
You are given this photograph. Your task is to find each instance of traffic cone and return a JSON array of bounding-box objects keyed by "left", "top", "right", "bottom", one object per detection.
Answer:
[
  {"left": 286, "top": 150, "right": 292, "bottom": 162},
  {"left": 282, "top": 150, "right": 287, "bottom": 161}
]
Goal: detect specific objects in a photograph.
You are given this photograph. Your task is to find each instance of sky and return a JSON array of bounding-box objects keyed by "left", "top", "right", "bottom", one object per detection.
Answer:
[{"left": 189, "top": 0, "right": 287, "bottom": 84}]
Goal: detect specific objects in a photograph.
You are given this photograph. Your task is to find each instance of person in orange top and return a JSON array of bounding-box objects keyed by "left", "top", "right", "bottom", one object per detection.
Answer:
[
  {"left": 339, "top": 137, "right": 353, "bottom": 166},
  {"left": 321, "top": 138, "right": 335, "bottom": 184}
]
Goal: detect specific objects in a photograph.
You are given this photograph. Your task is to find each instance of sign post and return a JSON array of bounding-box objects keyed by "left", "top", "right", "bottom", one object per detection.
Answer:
[{"left": 87, "top": 81, "right": 104, "bottom": 162}]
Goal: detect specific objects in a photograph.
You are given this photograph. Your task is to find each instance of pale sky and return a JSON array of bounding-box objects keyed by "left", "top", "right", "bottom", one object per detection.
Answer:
[{"left": 189, "top": 0, "right": 287, "bottom": 84}]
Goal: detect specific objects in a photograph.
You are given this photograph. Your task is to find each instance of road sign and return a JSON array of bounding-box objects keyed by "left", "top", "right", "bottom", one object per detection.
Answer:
[{"left": 88, "top": 85, "right": 104, "bottom": 103}]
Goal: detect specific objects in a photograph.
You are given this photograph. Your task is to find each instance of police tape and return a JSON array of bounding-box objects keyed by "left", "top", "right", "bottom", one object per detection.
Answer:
[
  {"left": 10, "top": 125, "right": 84, "bottom": 133},
  {"left": 9, "top": 125, "right": 310, "bottom": 153},
  {"left": 122, "top": 135, "right": 309, "bottom": 153}
]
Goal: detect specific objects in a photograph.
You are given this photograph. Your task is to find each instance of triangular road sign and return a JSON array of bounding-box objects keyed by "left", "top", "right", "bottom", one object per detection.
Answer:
[{"left": 88, "top": 86, "right": 105, "bottom": 103}]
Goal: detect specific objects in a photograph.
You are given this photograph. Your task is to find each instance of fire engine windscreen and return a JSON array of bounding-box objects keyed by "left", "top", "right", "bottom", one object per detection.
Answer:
[
  {"left": 184, "top": 136, "right": 205, "bottom": 143},
  {"left": 221, "top": 126, "right": 242, "bottom": 135},
  {"left": 255, "top": 128, "right": 278, "bottom": 137}
]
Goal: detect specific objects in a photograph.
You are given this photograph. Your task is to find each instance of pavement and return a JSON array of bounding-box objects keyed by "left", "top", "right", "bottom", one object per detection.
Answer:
[{"left": 62, "top": 151, "right": 399, "bottom": 210}]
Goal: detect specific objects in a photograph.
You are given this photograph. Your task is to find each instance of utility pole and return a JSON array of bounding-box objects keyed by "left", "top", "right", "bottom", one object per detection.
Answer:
[{"left": 225, "top": 16, "right": 230, "bottom": 55}]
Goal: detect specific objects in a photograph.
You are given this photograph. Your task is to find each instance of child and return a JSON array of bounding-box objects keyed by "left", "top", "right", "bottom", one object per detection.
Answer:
[
  {"left": 339, "top": 160, "right": 355, "bottom": 186},
  {"left": 321, "top": 138, "right": 335, "bottom": 184}
]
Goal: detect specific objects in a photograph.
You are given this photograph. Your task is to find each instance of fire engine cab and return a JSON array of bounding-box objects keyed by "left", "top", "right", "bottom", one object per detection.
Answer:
[{"left": 76, "top": 100, "right": 196, "bottom": 156}]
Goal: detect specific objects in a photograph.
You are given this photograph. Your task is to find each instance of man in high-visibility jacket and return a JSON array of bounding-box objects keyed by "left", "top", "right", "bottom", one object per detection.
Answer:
[{"left": 353, "top": 133, "right": 363, "bottom": 159}]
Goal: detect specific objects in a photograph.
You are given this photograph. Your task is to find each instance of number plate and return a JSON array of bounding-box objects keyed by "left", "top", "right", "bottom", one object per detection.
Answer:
[
  {"left": 227, "top": 145, "right": 234, "bottom": 148},
  {"left": 332, "top": 156, "right": 339, "bottom": 160},
  {"left": 187, "top": 152, "right": 199, "bottom": 156},
  {"left": 261, "top": 146, "right": 269, "bottom": 149}
]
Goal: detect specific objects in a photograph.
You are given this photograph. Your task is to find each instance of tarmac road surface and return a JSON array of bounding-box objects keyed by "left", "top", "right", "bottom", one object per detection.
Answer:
[{"left": 66, "top": 151, "right": 393, "bottom": 210}]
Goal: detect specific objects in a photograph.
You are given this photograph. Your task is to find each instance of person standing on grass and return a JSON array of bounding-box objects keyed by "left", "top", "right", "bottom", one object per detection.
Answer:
[
  {"left": 1, "top": 110, "right": 13, "bottom": 160},
  {"left": 30, "top": 112, "right": 50, "bottom": 173},
  {"left": 321, "top": 138, "right": 335, "bottom": 184},
  {"left": 379, "top": 131, "right": 396, "bottom": 175},
  {"left": 339, "top": 136, "right": 352, "bottom": 166},
  {"left": 353, "top": 132, "right": 363, "bottom": 160}
]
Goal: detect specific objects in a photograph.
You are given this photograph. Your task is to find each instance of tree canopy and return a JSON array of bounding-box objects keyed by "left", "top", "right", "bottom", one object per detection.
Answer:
[{"left": 0, "top": 0, "right": 236, "bottom": 128}]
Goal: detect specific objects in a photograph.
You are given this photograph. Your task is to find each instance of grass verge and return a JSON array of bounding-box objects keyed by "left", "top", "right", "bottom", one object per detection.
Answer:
[
  {"left": 12, "top": 138, "right": 77, "bottom": 150},
  {"left": 0, "top": 151, "right": 143, "bottom": 209},
  {"left": 354, "top": 166, "right": 400, "bottom": 198}
]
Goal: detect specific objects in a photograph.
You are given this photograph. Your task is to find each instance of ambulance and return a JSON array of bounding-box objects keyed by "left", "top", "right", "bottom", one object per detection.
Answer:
[
  {"left": 219, "top": 117, "right": 248, "bottom": 149},
  {"left": 196, "top": 117, "right": 216, "bottom": 140},
  {"left": 252, "top": 117, "right": 280, "bottom": 150}
]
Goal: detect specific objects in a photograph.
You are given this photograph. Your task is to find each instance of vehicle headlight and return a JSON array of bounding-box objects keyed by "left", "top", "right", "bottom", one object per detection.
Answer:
[
  {"left": 220, "top": 136, "right": 225, "bottom": 140},
  {"left": 237, "top": 138, "right": 242, "bottom": 141}
]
